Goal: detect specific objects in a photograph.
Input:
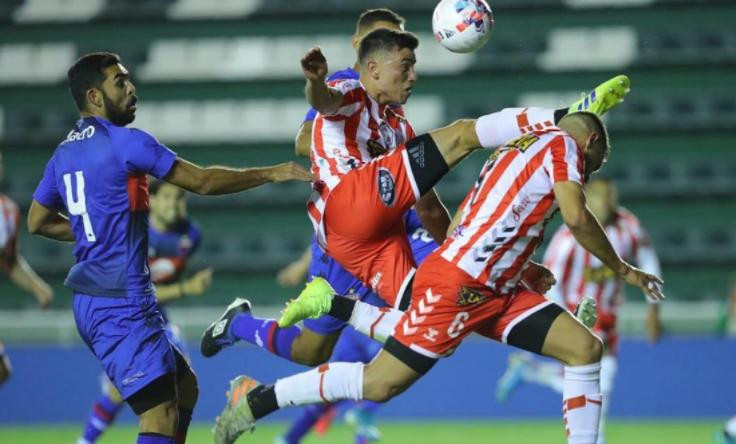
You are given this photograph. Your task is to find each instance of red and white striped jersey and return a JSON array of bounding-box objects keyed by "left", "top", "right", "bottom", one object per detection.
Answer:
[
  {"left": 440, "top": 128, "right": 584, "bottom": 294},
  {"left": 307, "top": 79, "right": 415, "bottom": 246},
  {"left": 543, "top": 208, "right": 661, "bottom": 314},
  {"left": 0, "top": 194, "right": 20, "bottom": 271}
]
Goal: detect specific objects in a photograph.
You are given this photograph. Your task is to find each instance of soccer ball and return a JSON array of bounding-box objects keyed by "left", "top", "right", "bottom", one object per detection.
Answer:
[{"left": 432, "top": 0, "right": 494, "bottom": 53}]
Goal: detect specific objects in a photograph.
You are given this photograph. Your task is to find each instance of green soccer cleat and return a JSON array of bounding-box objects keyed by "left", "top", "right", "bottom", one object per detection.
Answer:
[
  {"left": 213, "top": 375, "right": 260, "bottom": 444},
  {"left": 277, "top": 277, "right": 335, "bottom": 328},
  {"left": 568, "top": 75, "right": 630, "bottom": 116},
  {"left": 574, "top": 296, "right": 598, "bottom": 329}
]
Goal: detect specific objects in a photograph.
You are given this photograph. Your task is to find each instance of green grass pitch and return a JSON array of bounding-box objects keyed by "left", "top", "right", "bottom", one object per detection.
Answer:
[{"left": 0, "top": 420, "right": 721, "bottom": 443}]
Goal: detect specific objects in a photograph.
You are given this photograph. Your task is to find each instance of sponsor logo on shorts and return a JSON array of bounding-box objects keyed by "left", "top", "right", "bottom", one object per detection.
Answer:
[
  {"left": 423, "top": 327, "right": 439, "bottom": 342},
  {"left": 122, "top": 371, "right": 146, "bottom": 386},
  {"left": 370, "top": 272, "right": 383, "bottom": 291},
  {"left": 456, "top": 286, "right": 488, "bottom": 307},
  {"left": 377, "top": 168, "right": 395, "bottom": 206}
]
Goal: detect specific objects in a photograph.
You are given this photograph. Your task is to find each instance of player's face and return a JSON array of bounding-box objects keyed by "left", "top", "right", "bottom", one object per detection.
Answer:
[
  {"left": 586, "top": 180, "right": 617, "bottom": 223},
  {"left": 374, "top": 47, "right": 417, "bottom": 105},
  {"left": 99, "top": 63, "right": 138, "bottom": 126},
  {"left": 150, "top": 183, "right": 186, "bottom": 226}
]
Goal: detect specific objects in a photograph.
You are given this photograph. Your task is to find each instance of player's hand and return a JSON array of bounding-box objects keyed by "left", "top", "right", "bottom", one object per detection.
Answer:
[
  {"left": 35, "top": 285, "right": 53, "bottom": 310},
  {"left": 276, "top": 260, "right": 309, "bottom": 288},
  {"left": 301, "top": 47, "right": 329, "bottom": 82},
  {"left": 619, "top": 263, "right": 665, "bottom": 301},
  {"left": 269, "top": 162, "right": 314, "bottom": 183},
  {"left": 182, "top": 268, "right": 213, "bottom": 297},
  {"left": 521, "top": 262, "right": 556, "bottom": 294}
]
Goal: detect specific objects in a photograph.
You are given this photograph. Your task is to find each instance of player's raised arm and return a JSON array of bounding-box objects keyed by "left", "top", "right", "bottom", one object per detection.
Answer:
[
  {"left": 27, "top": 200, "right": 74, "bottom": 242},
  {"left": 302, "top": 47, "right": 344, "bottom": 115},
  {"left": 553, "top": 180, "right": 663, "bottom": 301},
  {"left": 163, "top": 158, "right": 313, "bottom": 196}
]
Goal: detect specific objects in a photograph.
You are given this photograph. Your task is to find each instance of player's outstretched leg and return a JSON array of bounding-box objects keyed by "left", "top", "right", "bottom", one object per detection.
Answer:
[
  {"left": 213, "top": 349, "right": 423, "bottom": 444},
  {"left": 568, "top": 75, "right": 630, "bottom": 115},
  {"left": 279, "top": 278, "right": 403, "bottom": 344}
]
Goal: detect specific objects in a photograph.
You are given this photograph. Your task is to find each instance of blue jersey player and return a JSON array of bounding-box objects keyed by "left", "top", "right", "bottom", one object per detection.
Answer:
[
  {"left": 77, "top": 181, "right": 212, "bottom": 444},
  {"left": 28, "top": 52, "right": 312, "bottom": 444}
]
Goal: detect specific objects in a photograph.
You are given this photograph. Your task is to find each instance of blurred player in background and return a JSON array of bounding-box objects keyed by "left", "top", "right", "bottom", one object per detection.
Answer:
[
  {"left": 0, "top": 148, "right": 54, "bottom": 388},
  {"left": 495, "top": 176, "right": 662, "bottom": 444},
  {"left": 28, "top": 52, "right": 312, "bottom": 444},
  {"left": 77, "top": 180, "right": 212, "bottom": 444},
  {"left": 719, "top": 415, "right": 736, "bottom": 444}
]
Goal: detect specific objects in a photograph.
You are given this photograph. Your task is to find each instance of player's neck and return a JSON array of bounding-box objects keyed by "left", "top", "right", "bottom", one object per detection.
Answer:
[
  {"left": 150, "top": 215, "right": 173, "bottom": 232},
  {"left": 79, "top": 110, "right": 109, "bottom": 122}
]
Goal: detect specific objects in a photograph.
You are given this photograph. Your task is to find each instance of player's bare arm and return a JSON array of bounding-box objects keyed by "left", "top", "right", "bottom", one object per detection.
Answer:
[
  {"left": 7, "top": 255, "right": 54, "bottom": 308},
  {"left": 27, "top": 200, "right": 74, "bottom": 241},
  {"left": 646, "top": 303, "right": 661, "bottom": 343},
  {"left": 294, "top": 121, "right": 313, "bottom": 158},
  {"left": 164, "top": 158, "right": 313, "bottom": 196},
  {"left": 302, "top": 47, "right": 344, "bottom": 115},
  {"left": 414, "top": 189, "right": 451, "bottom": 243},
  {"left": 553, "top": 180, "right": 664, "bottom": 301},
  {"left": 155, "top": 268, "right": 213, "bottom": 303}
]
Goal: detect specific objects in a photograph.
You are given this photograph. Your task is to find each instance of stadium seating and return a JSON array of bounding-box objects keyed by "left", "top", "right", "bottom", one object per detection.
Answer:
[{"left": 0, "top": 0, "right": 733, "bottom": 310}]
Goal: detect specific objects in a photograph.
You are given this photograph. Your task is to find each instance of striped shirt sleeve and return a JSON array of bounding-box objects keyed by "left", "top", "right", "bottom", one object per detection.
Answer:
[{"left": 321, "top": 79, "right": 365, "bottom": 120}]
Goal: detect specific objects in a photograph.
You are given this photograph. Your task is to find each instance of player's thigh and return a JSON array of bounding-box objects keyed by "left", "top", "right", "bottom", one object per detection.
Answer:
[
  {"left": 426, "top": 119, "right": 479, "bottom": 167},
  {"left": 130, "top": 373, "right": 178, "bottom": 434},
  {"left": 324, "top": 147, "right": 419, "bottom": 240},
  {"left": 326, "top": 231, "right": 416, "bottom": 309},
  {"left": 291, "top": 326, "right": 342, "bottom": 366},
  {"left": 0, "top": 354, "right": 11, "bottom": 386},
  {"left": 362, "top": 349, "right": 423, "bottom": 402},
  {"left": 541, "top": 310, "right": 603, "bottom": 366}
]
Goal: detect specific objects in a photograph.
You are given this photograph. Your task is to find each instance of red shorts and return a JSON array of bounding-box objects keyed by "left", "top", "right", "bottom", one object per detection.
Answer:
[
  {"left": 324, "top": 147, "right": 421, "bottom": 308},
  {"left": 392, "top": 254, "right": 557, "bottom": 358}
]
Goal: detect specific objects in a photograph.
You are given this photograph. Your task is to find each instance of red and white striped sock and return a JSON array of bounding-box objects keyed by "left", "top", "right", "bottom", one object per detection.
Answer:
[
  {"left": 563, "top": 362, "right": 602, "bottom": 444},
  {"left": 475, "top": 107, "right": 557, "bottom": 149}
]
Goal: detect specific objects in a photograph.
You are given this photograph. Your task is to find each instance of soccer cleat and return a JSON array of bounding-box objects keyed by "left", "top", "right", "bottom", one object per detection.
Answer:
[
  {"left": 213, "top": 375, "right": 260, "bottom": 444},
  {"left": 345, "top": 407, "right": 381, "bottom": 443},
  {"left": 567, "top": 75, "right": 630, "bottom": 116},
  {"left": 574, "top": 296, "right": 598, "bottom": 329},
  {"left": 495, "top": 352, "right": 531, "bottom": 403},
  {"left": 201, "top": 298, "right": 251, "bottom": 357},
  {"left": 277, "top": 277, "right": 335, "bottom": 328}
]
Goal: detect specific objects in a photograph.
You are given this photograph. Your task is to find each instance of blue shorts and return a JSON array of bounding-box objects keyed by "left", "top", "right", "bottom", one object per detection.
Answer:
[
  {"left": 330, "top": 326, "right": 381, "bottom": 364},
  {"left": 73, "top": 292, "right": 183, "bottom": 400}
]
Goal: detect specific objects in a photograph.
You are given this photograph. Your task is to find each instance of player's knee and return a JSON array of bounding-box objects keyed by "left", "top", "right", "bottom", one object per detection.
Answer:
[
  {"left": 567, "top": 333, "right": 603, "bottom": 366},
  {"left": 362, "top": 379, "right": 403, "bottom": 403}
]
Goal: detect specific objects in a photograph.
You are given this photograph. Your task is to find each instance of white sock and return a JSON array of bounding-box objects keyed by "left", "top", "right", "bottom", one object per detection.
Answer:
[
  {"left": 475, "top": 107, "right": 557, "bottom": 149},
  {"left": 274, "top": 362, "right": 364, "bottom": 407},
  {"left": 525, "top": 360, "right": 565, "bottom": 394},
  {"left": 596, "top": 356, "right": 617, "bottom": 444},
  {"left": 563, "top": 362, "right": 602, "bottom": 444},
  {"left": 348, "top": 301, "right": 403, "bottom": 344}
]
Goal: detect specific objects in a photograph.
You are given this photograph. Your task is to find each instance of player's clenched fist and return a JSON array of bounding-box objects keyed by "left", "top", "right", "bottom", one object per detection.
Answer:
[
  {"left": 269, "top": 162, "right": 314, "bottom": 183},
  {"left": 521, "top": 261, "right": 556, "bottom": 295},
  {"left": 301, "top": 47, "right": 329, "bottom": 82}
]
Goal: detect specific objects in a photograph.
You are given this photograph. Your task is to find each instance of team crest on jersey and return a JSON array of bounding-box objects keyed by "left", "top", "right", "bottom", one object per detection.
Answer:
[
  {"left": 377, "top": 168, "right": 395, "bottom": 206},
  {"left": 456, "top": 286, "right": 488, "bottom": 307},
  {"left": 378, "top": 122, "right": 396, "bottom": 149}
]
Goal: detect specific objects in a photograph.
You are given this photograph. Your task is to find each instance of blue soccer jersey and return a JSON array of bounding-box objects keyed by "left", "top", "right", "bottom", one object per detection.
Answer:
[
  {"left": 33, "top": 116, "right": 177, "bottom": 298},
  {"left": 148, "top": 219, "right": 202, "bottom": 286}
]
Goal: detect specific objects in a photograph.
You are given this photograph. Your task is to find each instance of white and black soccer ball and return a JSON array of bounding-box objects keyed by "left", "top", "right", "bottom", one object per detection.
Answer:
[{"left": 432, "top": 0, "right": 494, "bottom": 53}]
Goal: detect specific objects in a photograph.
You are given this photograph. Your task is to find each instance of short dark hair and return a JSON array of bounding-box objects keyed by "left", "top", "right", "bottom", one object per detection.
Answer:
[
  {"left": 356, "top": 8, "right": 405, "bottom": 34},
  {"left": 358, "top": 28, "right": 419, "bottom": 65},
  {"left": 564, "top": 111, "right": 611, "bottom": 161},
  {"left": 67, "top": 52, "right": 121, "bottom": 111}
]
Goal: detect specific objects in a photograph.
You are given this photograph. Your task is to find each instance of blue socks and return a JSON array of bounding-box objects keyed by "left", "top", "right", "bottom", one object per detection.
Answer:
[
  {"left": 78, "top": 393, "right": 123, "bottom": 443},
  {"left": 137, "top": 433, "right": 175, "bottom": 444},
  {"left": 229, "top": 313, "right": 301, "bottom": 360}
]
